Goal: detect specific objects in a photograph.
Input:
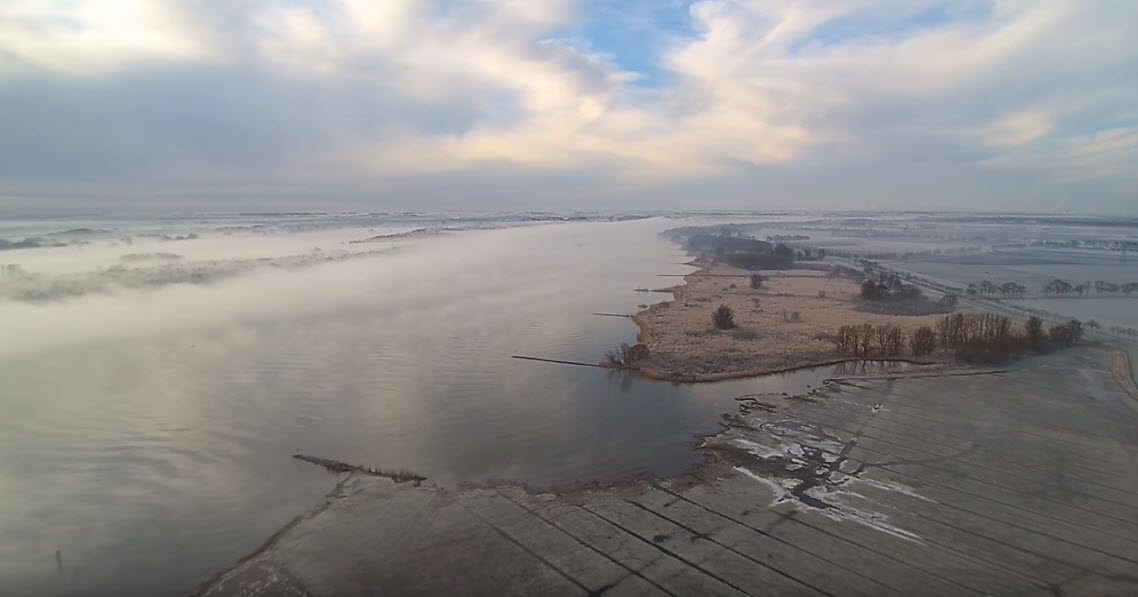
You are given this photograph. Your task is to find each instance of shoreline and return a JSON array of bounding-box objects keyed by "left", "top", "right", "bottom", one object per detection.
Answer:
[{"left": 632, "top": 354, "right": 940, "bottom": 383}]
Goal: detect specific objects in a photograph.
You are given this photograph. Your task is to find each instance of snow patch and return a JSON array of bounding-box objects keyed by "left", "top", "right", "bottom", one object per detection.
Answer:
[{"left": 734, "top": 466, "right": 788, "bottom": 506}]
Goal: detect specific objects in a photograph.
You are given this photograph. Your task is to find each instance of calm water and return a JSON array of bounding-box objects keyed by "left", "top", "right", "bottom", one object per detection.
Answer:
[{"left": 1, "top": 218, "right": 882, "bottom": 596}]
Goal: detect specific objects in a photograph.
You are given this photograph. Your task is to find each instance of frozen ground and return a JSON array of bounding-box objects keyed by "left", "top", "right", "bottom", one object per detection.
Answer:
[{"left": 199, "top": 347, "right": 1138, "bottom": 597}]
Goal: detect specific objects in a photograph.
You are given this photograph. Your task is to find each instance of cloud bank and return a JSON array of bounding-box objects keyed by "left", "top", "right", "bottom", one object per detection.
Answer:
[{"left": 1, "top": 0, "right": 1135, "bottom": 212}]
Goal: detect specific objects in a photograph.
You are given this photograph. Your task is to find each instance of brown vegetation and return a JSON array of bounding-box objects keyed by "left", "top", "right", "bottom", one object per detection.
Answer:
[{"left": 712, "top": 304, "right": 736, "bottom": 329}]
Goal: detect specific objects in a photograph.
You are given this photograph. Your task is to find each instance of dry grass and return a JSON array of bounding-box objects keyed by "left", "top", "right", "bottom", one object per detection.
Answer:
[{"left": 633, "top": 264, "right": 946, "bottom": 380}]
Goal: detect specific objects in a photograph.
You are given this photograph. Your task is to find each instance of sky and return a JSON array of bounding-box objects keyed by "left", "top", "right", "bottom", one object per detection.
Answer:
[{"left": 1, "top": 0, "right": 1136, "bottom": 214}]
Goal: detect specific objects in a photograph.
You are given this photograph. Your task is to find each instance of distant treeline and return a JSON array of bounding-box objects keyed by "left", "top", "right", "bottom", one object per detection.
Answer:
[
  {"left": 965, "top": 278, "right": 1138, "bottom": 297},
  {"left": 683, "top": 233, "right": 825, "bottom": 270},
  {"left": 997, "top": 302, "right": 1138, "bottom": 340},
  {"left": 966, "top": 281, "right": 1027, "bottom": 297},
  {"left": 816, "top": 246, "right": 983, "bottom": 261},
  {"left": 1040, "top": 279, "right": 1138, "bottom": 296},
  {"left": 916, "top": 215, "right": 1138, "bottom": 228}
]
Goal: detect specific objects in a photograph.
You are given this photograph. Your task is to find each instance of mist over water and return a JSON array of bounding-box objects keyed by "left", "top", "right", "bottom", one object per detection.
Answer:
[{"left": 1, "top": 215, "right": 845, "bottom": 596}]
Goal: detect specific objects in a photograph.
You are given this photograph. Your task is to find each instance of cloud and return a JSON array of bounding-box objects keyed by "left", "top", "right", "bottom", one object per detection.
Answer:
[
  {"left": 979, "top": 112, "right": 1053, "bottom": 149},
  {"left": 1065, "top": 126, "right": 1138, "bottom": 181},
  {"left": 0, "top": 0, "right": 1135, "bottom": 211},
  {"left": 0, "top": 0, "right": 210, "bottom": 75}
]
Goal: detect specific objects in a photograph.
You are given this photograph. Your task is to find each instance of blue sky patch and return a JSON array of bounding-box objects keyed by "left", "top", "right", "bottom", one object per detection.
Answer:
[
  {"left": 790, "top": 0, "right": 993, "bottom": 54},
  {"left": 551, "top": 0, "right": 697, "bottom": 87}
]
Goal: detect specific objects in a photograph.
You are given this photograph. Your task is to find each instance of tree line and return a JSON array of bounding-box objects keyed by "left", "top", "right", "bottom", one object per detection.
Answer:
[
  {"left": 833, "top": 313, "right": 1084, "bottom": 364},
  {"left": 966, "top": 281, "right": 1027, "bottom": 297},
  {"left": 1040, "top": 279, "right": 1138, "bottom": 296},
  {"left": 964, "top": 278, "right": 1138, "bottom": 297}
]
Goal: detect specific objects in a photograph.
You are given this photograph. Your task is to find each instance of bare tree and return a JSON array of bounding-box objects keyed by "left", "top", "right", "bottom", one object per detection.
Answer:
[
  {"left": 875, "top": 325, "right": 904, "bottom": 356},
  {"left": 834, "top": 325, "right": 857, "bottom": 355},
  {"left": 855, "top": 323, "right": 874, "bottom": 357},
  {"left": 910, "top": 326, "right": 937, "bottom": 356}
]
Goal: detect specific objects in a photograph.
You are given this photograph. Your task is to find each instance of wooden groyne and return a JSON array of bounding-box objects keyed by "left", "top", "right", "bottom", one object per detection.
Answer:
[
  {"left": 292, "top": 454, "right": 427, "bottom": 485},
  {"left": 511, "top": 355, "right": 603, "bottom": 368}
]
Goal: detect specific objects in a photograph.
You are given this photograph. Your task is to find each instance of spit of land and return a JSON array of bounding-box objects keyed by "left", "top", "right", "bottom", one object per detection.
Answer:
[{"left": 631, "top": 263, "right": 947, "bottom": 381}]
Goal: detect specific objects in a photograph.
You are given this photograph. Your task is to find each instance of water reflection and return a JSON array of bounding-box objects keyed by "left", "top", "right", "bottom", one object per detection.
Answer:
[
  {"left": 830, "top": 359, "right": 914, "bottom": 377},
  {"left": 604, "top": 367, "right": 638, "bottom": 391}
]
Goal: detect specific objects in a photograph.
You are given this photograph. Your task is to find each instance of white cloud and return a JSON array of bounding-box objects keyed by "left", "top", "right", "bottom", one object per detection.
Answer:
[
  {"left": 980, "top": 111, "right": 1053, "bottom": 149},
  {"left": 1066, "top": 126, "right": 1138, "bottom": 181},
  {"left": 0, "top": 0, "right": 210, "bottom": 75},
  {"left": 0, "top": 0, "right": 1136, "bottom": 210}
]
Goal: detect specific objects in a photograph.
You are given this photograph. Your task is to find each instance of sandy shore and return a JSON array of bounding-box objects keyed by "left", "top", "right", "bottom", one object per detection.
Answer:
[{"left": 631, "top": 263, "right": 948, "bottom": 381}]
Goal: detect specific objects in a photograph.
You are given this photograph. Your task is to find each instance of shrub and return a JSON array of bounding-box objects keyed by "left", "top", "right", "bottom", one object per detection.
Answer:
[
  {"left": 604, "top": 343, "right": 631, "bottom": 366},
  {"left": 817, "top": 290, "right": 827, "bottom": 298},
  {"left": 605, "top": 341, "right": 632, "bottom": 366},
  {"left": 861, "top": 279, "right": 882, "bottom": 300},
  {"left": 1049, "top": 320, "right": 1083, "bottom": 348},
  {"left": 750, "top": 274, "right": 764, "bottom": 290},
  {"left": 712, "top": 305, "right": 736, "bottom": 329},
  {"left": 604, "top": 343, "right": 649, "bottom": 367}
]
